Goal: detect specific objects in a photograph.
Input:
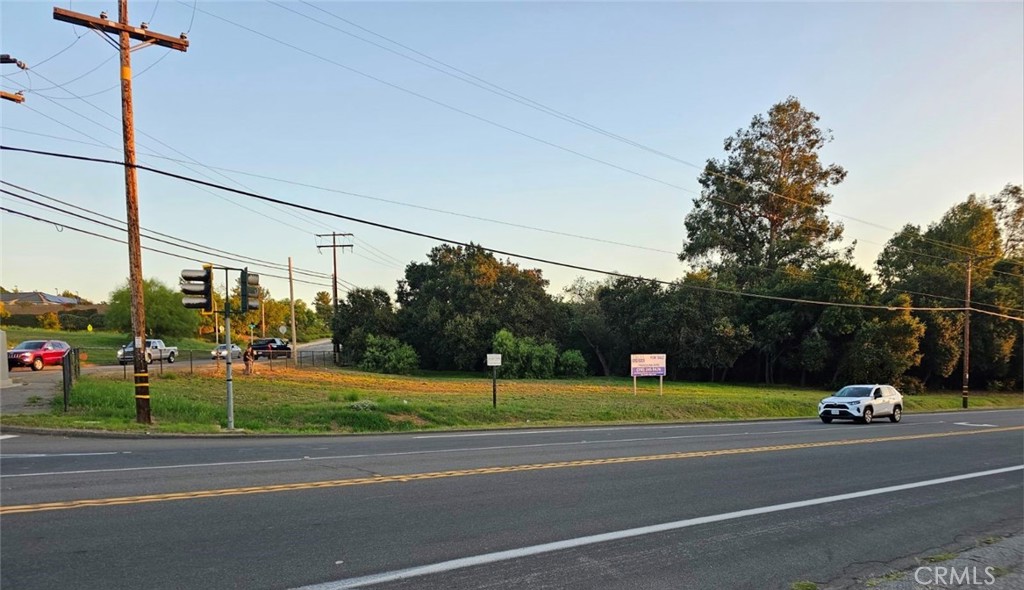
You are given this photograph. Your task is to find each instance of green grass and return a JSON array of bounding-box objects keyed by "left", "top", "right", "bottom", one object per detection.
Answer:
[
  {"left": 790, "top": 582, "right": 818, "bottom": 590},
  {"left": 3, "top": 327, "right": 216, "bottom": 366},
  {"left": 1, "top": 365, "right": 1020, "bottom": 434},
  {"left": 921, "top": 552, "right": 957, "bottom": 563}
]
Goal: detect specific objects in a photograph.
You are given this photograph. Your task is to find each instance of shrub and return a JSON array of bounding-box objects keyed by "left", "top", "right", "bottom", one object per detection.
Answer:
[
  {"left": 59, "top": 314, "right": 90, "bottom": 331},
  {"left": 893, "top": 375, "right": 924, "bottom": 394},
  {"left": 557, "top": 349, "right": 588, "bottom": 378},
  {"left": 346, "top": 399, "right": 380, "bottom": 411},
  {"left": 88, "top": 313, "right": 106, "bottom": 329},
  {"left": 37, "top": 312, "right": 61, "bottom": 330},
  {"left": 359, "top": 334, "right": 420, "bottom": 375},
  {"left": 491, "top": 328, "right": 557, "bottom": 379}
]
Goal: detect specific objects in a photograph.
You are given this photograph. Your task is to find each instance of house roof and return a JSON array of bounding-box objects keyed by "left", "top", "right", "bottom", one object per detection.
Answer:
[{"left": 0, "top": 292, "right": 80, "bottom": 305}]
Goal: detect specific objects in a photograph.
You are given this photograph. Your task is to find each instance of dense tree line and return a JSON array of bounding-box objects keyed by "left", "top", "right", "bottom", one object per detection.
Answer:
[{"left": 329, "top": 97, "right": 1022, "bottom": 391}]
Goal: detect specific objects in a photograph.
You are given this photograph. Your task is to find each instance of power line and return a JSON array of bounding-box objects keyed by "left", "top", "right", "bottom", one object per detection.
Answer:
[
  {"left": 1, "top": 180, "right": 335, "bottom": 282},
  {"left": 183, "top": 2, "right": 697, "bottom": 195},
  {"left": 11, "top": 145, "right": 1016, "bottom": 319},
  {"left": 6, "top": 119, "right": 1016, "bottom": 284},
  {"left": 16, "top": 66, "right": 406, "bottom": 264},
  {"left": 0, "top": 205, "right": 336, "bottom": 291},
  {"left": 257, "top": 0, "right": 1022, "bottom": 268}
]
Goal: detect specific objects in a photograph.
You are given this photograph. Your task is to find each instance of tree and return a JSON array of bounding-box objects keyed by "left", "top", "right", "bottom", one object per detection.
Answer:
[
  {"left": 313, "top": 291, "right": 334, "bottom": 326},
  {"left": 562, "top": 278, "right": 616, "bottom": 376},
  {"left": 989, "top": 184, "right": 1023, "bottom": 258},
  {"left": 838, "top": 295, "right": 925, "bottom": 384},
  {"left": 664, "top": 272, "right": 752, "bottom": 381},
  {"left": 682, "top": 97, "right": 847, "bottom": 285},
  {"left": 106, "top": 278, "right": 199, "bottom": 338},
  {"left": 332, "top": 287, "right": 397, "bottom": 362},
  {"left": 397, "top": 244, "right": 555, "bottom": 370},
  {"left": 876, "top": 195, "right": 1020, "bottom": 389}
]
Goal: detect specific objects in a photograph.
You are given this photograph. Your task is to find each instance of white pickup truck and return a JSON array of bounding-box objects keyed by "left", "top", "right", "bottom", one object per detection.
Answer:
[{"left": 117, "top": 339, "right": 178, "bottom": 365}]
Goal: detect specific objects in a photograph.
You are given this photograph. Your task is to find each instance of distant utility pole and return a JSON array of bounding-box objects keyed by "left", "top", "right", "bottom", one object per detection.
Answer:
[
  {"left": 288, "top": 257, "right": 298, "bottom": 352},
  {"left": 1, "top": 54, "right": 27, "bottom": 103},
  {"left": 54, "top": 1, "right": 188, "bottom": 424},
  {"left": 316, "top": 233, "right": 353, "bottom": 364}
]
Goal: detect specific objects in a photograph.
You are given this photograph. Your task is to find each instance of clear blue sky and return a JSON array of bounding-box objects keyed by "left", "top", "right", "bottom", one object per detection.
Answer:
[{"left": 2, "top": 1, "right": 1022, "bottom": 306}]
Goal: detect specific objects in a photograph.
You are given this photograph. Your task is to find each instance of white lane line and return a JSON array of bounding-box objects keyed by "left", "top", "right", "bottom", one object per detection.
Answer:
[
  {"left": 414, "top": 421, "right": 789, "bottom": 438},
  {"left": 298, "top": 465, "right": 1024, "bottom": 589},
  {"left": 0, "top": 451, "right": 124, "bottom": 459},
  {"left": 413, "top": 408, "right": 1024, "bottom": 438},
  {"left": 954, "top": 422, "right": 997, "bottom": 428},
  {"left": 0, "top": 421, "right": 950, "bottom": 478},
  {"left": 0, "top": 435, "right": 19, "bottom": 440}
]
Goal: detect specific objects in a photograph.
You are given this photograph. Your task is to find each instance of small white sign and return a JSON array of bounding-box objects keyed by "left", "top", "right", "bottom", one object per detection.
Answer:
[
  {"left": 278, "top": 325, "right": 287, "bottom": 335},
  {"left": 486, "top": 354, "right": 502, "bottom": 367}
]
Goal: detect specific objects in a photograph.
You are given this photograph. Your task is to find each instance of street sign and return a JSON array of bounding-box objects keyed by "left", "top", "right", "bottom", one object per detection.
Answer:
[
  {"left": 486, "top": 354, "right": 502, "bottom": 408},
  {"left": 249, "top": 323, "right": 257, "bottom": 330},
  {"left": 278, "top": 325, "right": 287, "bottom": 335}
]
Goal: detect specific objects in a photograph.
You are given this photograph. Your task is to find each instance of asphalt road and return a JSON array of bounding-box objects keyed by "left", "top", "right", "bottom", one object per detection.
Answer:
[{"left": 1, "top": 409, "right": 1022, "bottom": 590}]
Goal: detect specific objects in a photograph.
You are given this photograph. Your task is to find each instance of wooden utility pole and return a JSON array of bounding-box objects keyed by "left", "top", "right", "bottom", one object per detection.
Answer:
[
  {"left": 1, "top": 54, "right": 27, "bottom": 103},
  {"left": 316, "top": 233, "right": 353, "bottom": 364},
  {"left": 962, "top": 257, "right": 972, "bottom": 409},
  {"left": 54, "top": 2, "right": 188, "bottom": 424},
  {"left": 288, "top": 257, "right": 298, "bottom": 353}
]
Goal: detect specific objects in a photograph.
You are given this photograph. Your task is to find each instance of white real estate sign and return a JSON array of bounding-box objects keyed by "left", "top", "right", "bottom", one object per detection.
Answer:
[
  {"left": 630, "top": 354, "right": 666, "bottom": 395},
  {"left": 486, "top": 354, "right": 502, "bottom": 367}
]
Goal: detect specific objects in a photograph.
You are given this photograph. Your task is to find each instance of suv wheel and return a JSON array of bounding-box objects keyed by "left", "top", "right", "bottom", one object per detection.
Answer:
[
  {"left": 31, "top": 357, "right": 44, "bottom": 371},
  {"left": 167, "top": 352, "right": 176, "bottom": 364},
  {"left": 860, "top": 407, "right": 873, "bottom": 424},
  {"left": 889, "top": 406, "right": 902, "bottom": 423}
]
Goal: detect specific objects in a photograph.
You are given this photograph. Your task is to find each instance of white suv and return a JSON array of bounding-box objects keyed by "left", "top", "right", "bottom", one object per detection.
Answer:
[{"left": 818, "top": 384, "right": 903, "bottom": 424}]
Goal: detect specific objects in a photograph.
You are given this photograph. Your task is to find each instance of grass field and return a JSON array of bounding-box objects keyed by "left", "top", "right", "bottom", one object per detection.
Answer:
[
  {"left": 3, "top": 327, "right": 216, "bottom": 366},
  {"left": 2, "top": 365, "right": 1020, "bottom": 434}
]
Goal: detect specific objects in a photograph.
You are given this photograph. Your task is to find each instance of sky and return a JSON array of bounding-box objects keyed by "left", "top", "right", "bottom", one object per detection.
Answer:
[{"left": 2, "top": 1, "right": 1022, "bottom": 308}]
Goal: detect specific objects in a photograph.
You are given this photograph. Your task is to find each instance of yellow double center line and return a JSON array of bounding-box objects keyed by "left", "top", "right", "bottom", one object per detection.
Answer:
[{"left": 3, "top": 426, "right": 1021, "bottom": 515}]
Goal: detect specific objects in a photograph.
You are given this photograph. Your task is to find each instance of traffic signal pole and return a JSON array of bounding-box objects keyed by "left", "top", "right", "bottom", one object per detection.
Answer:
[
  {"left": 54, "top": 1, "right": 188, "bottom": 424},
  {"left": 224, "top": 268, "right": 234, "bottom": 430}
]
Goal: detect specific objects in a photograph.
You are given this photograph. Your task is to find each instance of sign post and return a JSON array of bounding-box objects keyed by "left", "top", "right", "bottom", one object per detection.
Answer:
[
  {"left": 630, "top": 354, "right": 667, "bottom": 395},
  {"left": 486, "top": 354, "right": 502, "bottom": 408}
]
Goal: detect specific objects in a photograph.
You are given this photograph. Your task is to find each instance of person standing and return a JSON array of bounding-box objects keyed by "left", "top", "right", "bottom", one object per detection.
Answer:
[{"left": 243, "top": 344, "right": 255, "bottom": 375}]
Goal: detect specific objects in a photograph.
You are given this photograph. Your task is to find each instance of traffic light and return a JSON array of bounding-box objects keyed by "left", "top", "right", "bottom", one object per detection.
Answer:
[
  {"left": 240, "top": 268, "right": 260, "bottom": 312},
  {"left": 181, "top": 264, "right": 214, "bottom": 314}
]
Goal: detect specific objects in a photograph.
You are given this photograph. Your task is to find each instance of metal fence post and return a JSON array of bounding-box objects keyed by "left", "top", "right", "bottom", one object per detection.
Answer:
[{"left": 61, "top": 352, "right": 71, "bottom": 412}]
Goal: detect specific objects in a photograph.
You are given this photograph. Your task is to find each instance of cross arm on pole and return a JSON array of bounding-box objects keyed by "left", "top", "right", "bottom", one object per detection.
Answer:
[{"left": 53, "top": 7, "right": 189, "bottom": 51}]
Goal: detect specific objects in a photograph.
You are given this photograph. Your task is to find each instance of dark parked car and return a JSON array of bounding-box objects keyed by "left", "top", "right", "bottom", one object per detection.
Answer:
[
  {"left": 251, "top": 338, "right": 291, "bottom": 359},
  {"left": 7, "top": 340, "right": 71, "bottom": 371}
]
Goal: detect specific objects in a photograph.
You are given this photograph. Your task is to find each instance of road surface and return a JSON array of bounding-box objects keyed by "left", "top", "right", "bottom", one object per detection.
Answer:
[{"left": 1, "top": 409, "right": 1022, "bottom": 589}]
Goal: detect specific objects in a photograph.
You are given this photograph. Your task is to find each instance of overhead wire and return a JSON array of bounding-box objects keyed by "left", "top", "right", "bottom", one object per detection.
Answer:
[
  {"left": 0, "top": 206, "right": 336, "bottom": 290},
  {"left": 267, "top": 0, "right": 1024, "bottom": 269},
  {"left": 0, "top": 180, "right": 335, "bottom": 282},
  {"left": 10, "top": 145, "right": 1019, "bottom": 320},
  {"left": 5, "top": 120, "right": 1016, "bottom": 292},
  {"left": 18, "top": 61, "right": 406, "bottom": 265}
]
